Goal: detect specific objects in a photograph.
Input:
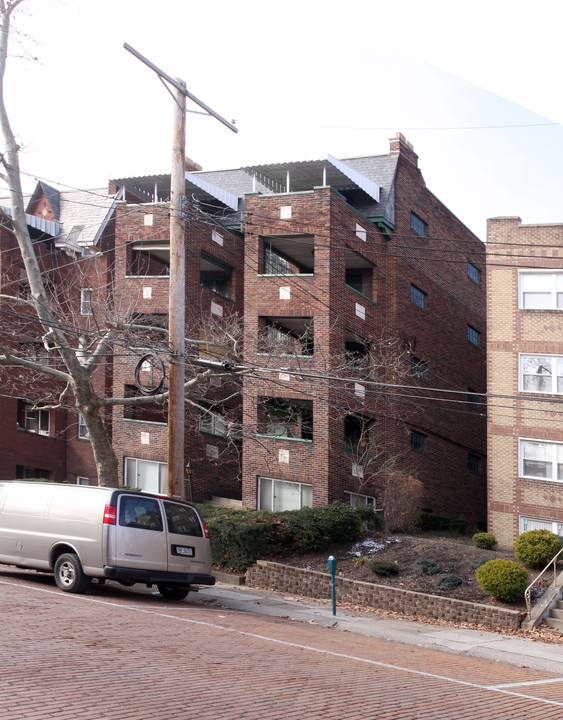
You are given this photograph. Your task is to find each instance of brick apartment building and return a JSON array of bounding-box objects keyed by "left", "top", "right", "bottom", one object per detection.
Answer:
[
  {"left": 1, "top": 134, "right": 487, "bottom": 526},
  {"left": 487, "top": 216, "right": 563, "bottom": 548}
]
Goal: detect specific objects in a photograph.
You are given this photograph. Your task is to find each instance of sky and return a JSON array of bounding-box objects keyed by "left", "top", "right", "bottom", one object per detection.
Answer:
[{"left": 4, "top": 0, "right": 563, "bottom": 240}]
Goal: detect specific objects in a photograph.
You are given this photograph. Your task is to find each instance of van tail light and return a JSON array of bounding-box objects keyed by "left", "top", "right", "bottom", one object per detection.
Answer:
[
  {"left": 103, "top": 505, "right": 117, "bottom": 525},
  {"left": 201, "top": 520, "right": 210, "bottom": 539}
]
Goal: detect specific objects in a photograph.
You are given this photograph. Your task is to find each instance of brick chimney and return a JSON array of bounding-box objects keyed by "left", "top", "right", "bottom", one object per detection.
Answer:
[{"left": 389, "top": 132, "right": 418, "bottom": 167}]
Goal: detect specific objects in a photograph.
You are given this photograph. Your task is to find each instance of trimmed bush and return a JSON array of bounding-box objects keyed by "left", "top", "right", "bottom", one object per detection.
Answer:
[
  {"left": 475, "top": 559, "right": 528, "bottom": 602},
  {"left": 433, "top": 574, "right": 462, "bottom": 591},
  {"left": 370, "top": 560, "right": 399, "bottom": 577},
  {"left": 201, "top": 502, "right": 372, "bottom": 572},
  {"left": 452, "top": 515, "right": 469, "bottom": 535},
  {"left": 469, "top": 557, "right": 490, "bottom": 570},
  {"left": 514, "top": 530, "right": 563, "bottom": 569},
  {"left": 419, "top": 511, "right": 451, "bottom": 532},
  {"left": 414, "top": 556, "right": 441, "bottom": 575},
  {"left": 472, "top": 532, "right": 498, "bottom": 550}
]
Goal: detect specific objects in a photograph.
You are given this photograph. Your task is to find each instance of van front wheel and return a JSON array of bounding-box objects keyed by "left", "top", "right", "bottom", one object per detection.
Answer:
[
  {"left": 54, "top": 553, "right": 91, "bottom": 594},
  {"left": 157, "top": 585, "right": 189, "bottom": 600}
]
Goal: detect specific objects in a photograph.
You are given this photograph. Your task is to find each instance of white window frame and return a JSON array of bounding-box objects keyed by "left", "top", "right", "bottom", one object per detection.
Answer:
[
  {"left": 518, "top": 270, "right": 563, "bottom": 310},
  {"left": 80, "top": 287, "right": 93, "bottom": 316},
  {"left": 76, "top": 476, "right": 89, "bottom": 486},
  {"left": 519, "top": 438, "right": 563, "bottom": 483},
  {"left": 344, "top": 491, "right": 376, "bottom": 509},
  {"left": 519, "top": 353, "right": 563, "bottom": 395},
  {"left": 25, "top": 407, "right": 50, "bottom": 435},
  {"left": 519, "top": 515, "right": 563, "bottom": 536},
  {"left": 124, "top": 457, "right": 168, "bottom": 494},
  {"left": 78, "top": 413, "right": 89, "bottom": 440},
  {"left": 258, "top": 476, "right": 312, "bottom": 511}
]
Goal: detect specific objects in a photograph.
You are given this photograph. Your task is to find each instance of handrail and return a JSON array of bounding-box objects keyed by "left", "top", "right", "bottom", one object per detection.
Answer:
[{"left": 525, "top": 545, "right": 563, "bottom": 615}]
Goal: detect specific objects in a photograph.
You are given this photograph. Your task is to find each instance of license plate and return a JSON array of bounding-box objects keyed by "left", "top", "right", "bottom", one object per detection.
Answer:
[{"left": 173, "top": 545, "right": 194, "bottom": 557}]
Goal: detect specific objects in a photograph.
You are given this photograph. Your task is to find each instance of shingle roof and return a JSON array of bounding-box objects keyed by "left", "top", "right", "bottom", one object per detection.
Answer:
[{"left": 55, "top": 189, "right": 116, "bottom": 249}]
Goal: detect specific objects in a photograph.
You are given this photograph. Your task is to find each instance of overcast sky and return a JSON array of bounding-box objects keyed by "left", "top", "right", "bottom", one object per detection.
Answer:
[{"left": 5, "top": 0, "right": 563, "bottom": 239}]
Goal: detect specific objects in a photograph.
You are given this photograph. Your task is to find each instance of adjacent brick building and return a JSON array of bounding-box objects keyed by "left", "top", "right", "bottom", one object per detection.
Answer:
[
  {"left": 1, "top": 135, "right": 487, "bottom": 526},
  {"left": 487, "top": 216, "right": 563, "bottom": 548}
]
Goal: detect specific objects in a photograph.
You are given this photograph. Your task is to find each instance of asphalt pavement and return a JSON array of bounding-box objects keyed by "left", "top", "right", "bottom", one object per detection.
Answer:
[{"left": 199, "top": 576, "right": 563, "bottom": 675}]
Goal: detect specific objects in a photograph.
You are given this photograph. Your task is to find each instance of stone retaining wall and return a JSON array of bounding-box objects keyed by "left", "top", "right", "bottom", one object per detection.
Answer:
[{"left": 245, "top": 560, "right": 523, "bottom": 629}]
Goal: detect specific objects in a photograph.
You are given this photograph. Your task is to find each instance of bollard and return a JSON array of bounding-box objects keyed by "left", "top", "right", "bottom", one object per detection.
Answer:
[{"left": 328, "top": 555, "right": 337, "bottom": 616}]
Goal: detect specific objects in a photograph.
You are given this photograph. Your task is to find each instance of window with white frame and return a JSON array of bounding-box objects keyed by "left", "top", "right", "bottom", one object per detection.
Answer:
[
  {"left": 78, "top": 414, "right": 89, "bottom": 439},
  {"left": 80, "top": 288, "right": 93, "bottom": 316},
  {"left": 19, "top": 403, "right": 50, "bottom": 436},
  {"left": 258, "top": 476, "right": 312, "bottom": 511},
  {"left": 124, "top": 457, "right": 168, "bottom": 494},
  {"left": 519, "top": 439, "right": 563, "bottom": 482},
  {"left": 520, "top": 354, "right": 563, "bottom": 394},
  {"left": 468, "top": 263, "right": 481, "bottom": 285},
  {"left": 76, "top": 476, "right": 89, "bottom": 486},
  {"left": 519, "top": 271, "right": 563, "bottom": 310},
  {"left": 344, "top": 491, "right": 376, "bottom": 509},
  {"left": 198, "top": 407, "right": 227, "bottom": 437},
  {"left": 467, "top": 325, "right": 480, "bottom": 347},
  {"left": 519, "top": 516, "right": 563, "bottom": 537}
]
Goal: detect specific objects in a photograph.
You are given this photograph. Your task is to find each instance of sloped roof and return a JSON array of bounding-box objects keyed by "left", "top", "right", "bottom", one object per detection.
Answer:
[{"left": 55, "top": 188, "right": 117, "bottom": 249}]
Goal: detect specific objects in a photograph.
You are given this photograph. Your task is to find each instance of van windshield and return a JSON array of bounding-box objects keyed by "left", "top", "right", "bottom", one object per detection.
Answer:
[{"left": 164, "top": 502, "right": 203, "bottom": 537}]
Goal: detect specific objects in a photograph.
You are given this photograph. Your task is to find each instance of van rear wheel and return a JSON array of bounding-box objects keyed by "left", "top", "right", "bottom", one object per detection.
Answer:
[
  {"left": 54, "top": 553, "right": 91, "bottom": 594},
  {"left": 157, "top": 585, "right": 189, "bottom": 600}
]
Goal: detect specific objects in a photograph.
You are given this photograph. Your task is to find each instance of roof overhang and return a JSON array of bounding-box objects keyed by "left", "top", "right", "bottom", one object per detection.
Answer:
[{"left": 0, "top": 205, "right": 61, "bottom": 236}]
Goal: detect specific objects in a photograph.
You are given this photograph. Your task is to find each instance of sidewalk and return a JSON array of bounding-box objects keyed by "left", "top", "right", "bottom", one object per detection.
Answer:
[{"left": 198, "top": 577, "right": 563, "bottom": 675}]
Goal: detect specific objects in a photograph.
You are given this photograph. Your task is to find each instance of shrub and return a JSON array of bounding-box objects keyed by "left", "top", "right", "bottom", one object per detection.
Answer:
[
  {"left": 414, "top": 556, "right": 441, "bottom": 575},
  {"left": 384, "top": 472, "right": 424, "bottom": 533},
  {"left": 475, "top": 559, "right": 528, "bottom": 602},
  {"left": 469, "top": 557, "right": 490, "bottom": 570},
  {"left": 202, "top": 503, "right": 370, "bottom": 572},
  {"left": 419, "top": 511, "right": 451, "bottom": 532},
  {"left": 472, "top": 532, "right": 498, "bottom": 550},
  {"left": 433, "top": 573, "right": 462, "bottom": 591},
  {"left": 452, "top": 515, "right": 469, "bottom": 535},
  {"left": 514, "top": 530, "right": 563, "bottom": 569},
  {"left": 370, "top": 560, "right": 399, "bottom": 577}
]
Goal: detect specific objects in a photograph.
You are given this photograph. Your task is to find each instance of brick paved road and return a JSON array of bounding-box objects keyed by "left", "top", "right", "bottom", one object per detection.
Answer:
[{"left": 1, "top": 569, "right": 563, "bottom": 719}]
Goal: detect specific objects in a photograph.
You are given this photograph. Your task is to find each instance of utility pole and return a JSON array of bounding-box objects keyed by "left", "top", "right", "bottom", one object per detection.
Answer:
[{"left": 124, "top": 44, "right": 237, "bottom": 499}]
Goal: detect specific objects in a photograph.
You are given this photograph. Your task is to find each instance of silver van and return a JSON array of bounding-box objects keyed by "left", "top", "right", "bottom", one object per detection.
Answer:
[{"left": 0, "top": 481, "right": 215, "bottom": 599}]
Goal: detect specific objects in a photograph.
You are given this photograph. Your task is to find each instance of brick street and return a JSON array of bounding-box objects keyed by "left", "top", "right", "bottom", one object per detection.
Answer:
[{"left": 1, "top": 569, "right": 562, "bottom": 719}]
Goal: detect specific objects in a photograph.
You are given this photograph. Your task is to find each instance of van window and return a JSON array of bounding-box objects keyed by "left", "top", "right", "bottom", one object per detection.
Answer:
[
  {"left": 119, "top": 496, "right": 163, "bottom": 532},
  {"left": 164, "top": 502, "right": 203, "bottom": 537}
]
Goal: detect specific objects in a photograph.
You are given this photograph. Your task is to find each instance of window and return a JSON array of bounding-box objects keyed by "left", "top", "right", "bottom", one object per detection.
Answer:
[
  {"left": 346, "top": 270, "right": 364, "bottom": 293},
  {"left": 344, "top": 415, "right": 372, "bottom": 453},
  {"left": 344, "top": 491, "right": 376, "bottom": 509},
  {"left": 199, "top": 407, "right": 227, "bottom": 437},
  {"left": 468, "top": 454, "right": 482, "bottom": 474},
  {"left": 258, "top": 476, "right": 312, "bottom": 511},
  {"left": 467, "top": 325, "right": 480, "bottom": 347},
  {"left": 410, "top": 212, "right": 427, "bottom": 238},
  {"left": 78, "top": 414, "right": 89, "bottom": 440},
  {"left": 80, "top": 288, "right": 93, "bottom": 316},
  {"left": 411, "top": 430, "right": 427, "bottom": 454},
  {"left": 260, "top": 317, "right": 314, "bottom": 357},
  {"left": 15, "top": 466, "right": 50, "bottom": 480},
  {"left": 124, "top": 457, "right": 168, "bottom": 494},
  {"left": 76, "top": 476, "right": 89, "bottom": 485},
  {"left": 410, "top": 356, "right": 428, "bottom": 382},
  {"left": 200, "top": 252, "right": 233, "bottom": 298},
  {"left": 468, "top": 263, "right": 481, "bottom": 285},
  {"left": 519, "top": 439, "right": 563, "bottom": 482},
  {"left": 410, "top": 284, "right": 427, "bottom": 310},
  {"left": 519, "top": 271, "right": 563, "bottom": 309},
  {"left": 520, "top": 516, "right": 563, "bottom": 537},
  {"left": 264, "top": 247, "right": 290, "bottom": 274},
  {"left": 520, "top": 354, "right": 563, "bottom": 394},
  {"left": 164, "top": 501, "right": 203, "bottom": 537},
  {"left": 119, "top": 495, "right": 163, "bottom": 532},
  {"left": 123, "top": 385, "right": 167, "bottom": 424},
  {"left": 345, "top": 333, "right": 370, "bottom": 372},
  {"left": 259, "top": 398, "right": 313, "bottom": 441},
  {"left": 18, "top": 402, "right": 50, "bottom": 436}
]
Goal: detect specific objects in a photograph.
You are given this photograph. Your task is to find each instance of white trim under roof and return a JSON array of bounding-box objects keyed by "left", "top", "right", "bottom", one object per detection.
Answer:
[
  {"left": 327, "top": 155, "right": 380, "bottom": 203},
  {"left": 0, "top": 205, "right": 61, "bottom": 236},
  {"left": 185, "top": 172, "right": 239, "bottom": 211}
]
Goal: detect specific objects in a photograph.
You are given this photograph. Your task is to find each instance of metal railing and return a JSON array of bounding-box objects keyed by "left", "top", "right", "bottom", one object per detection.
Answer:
[{"left": 525, "top": 546, "right": 563, "bottom": 615}]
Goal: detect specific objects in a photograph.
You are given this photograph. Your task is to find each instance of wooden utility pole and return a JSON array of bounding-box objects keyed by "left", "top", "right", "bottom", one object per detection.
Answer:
[{"left": 124, "top": 44, "right": 237, "bottom": 499}]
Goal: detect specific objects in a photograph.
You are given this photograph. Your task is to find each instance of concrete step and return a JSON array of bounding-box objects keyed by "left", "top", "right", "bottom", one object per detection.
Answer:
[
  {"left": 544, "top": 617, "right": 563, "bottom": 633},
  {"left": 550, "top": 608, "right": 563, "bottom": 619}
]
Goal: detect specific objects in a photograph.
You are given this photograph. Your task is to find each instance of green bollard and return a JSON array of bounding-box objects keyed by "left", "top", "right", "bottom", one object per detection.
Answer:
[{"left": 328, "top": 555, "right": 337, "bottom": 616}]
